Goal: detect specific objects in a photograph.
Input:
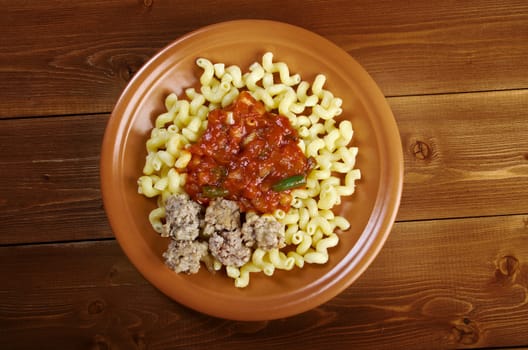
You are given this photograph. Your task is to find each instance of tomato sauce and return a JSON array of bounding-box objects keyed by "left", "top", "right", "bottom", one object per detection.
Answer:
[{"left": 183, "top": 91, "right": 313, "bottom": 214}]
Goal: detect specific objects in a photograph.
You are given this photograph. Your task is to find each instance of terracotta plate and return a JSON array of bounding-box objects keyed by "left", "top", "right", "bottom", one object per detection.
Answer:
[{"left": 101, "top": 19, "right": 403, "bottom": 320}]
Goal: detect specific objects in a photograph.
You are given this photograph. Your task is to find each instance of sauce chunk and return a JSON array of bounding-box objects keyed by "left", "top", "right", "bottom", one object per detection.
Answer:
[{"left": 184, "top": 91, "right": 312, "bottom": 213}]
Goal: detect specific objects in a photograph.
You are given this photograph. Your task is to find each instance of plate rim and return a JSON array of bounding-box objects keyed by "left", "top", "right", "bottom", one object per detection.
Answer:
[{"left": 101, "top": 19, "right": 403, "bottom": 320}]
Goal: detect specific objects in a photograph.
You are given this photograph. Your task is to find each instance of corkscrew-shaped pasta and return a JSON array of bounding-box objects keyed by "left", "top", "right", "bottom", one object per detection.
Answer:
[{"left": 137, "top": 52, "right": 361, "bottom": 287}]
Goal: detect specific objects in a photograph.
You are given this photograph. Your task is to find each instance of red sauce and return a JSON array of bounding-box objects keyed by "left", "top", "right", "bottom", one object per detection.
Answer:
[{"left": 184, "top": 91, "right": 313, "bottom": 214}]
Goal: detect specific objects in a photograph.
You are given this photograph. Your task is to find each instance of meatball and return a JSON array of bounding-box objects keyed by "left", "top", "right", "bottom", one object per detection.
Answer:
[
  {"left": 209, "top": 229, "right": 251, "bottom": 267},
  {"left": 162, "top": 194, "right": 203, "bottom": 240},
  {"left": 163, "top": 239, "right": 208, "bottom": 274},
  {"left": 202, "top": 199, "right": 240, "bottom": 237},
  {"left": 241, "top": 213, "right": 285, "bottom": 250}
]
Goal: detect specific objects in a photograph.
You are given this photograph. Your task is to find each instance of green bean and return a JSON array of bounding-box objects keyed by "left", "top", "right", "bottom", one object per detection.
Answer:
[
  {"left": 202, "top": 185, "right": 229, "bottom": 198},
  {"left": 271, "top": 175, "right": 306, "bottom": 192}
]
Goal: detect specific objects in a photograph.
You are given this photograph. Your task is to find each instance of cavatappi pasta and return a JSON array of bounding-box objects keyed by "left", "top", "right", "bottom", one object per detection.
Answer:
[{"left": 138, "top": 52, "right": 361, "bottom": 287}]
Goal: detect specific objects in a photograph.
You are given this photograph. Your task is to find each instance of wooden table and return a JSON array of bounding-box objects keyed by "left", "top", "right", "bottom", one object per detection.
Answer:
[{"left": 1, "top": 1, "right": 527, "bottom": 349}]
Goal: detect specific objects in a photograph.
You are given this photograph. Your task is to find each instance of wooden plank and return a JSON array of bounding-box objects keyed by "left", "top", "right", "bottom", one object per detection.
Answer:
[
  {"left": 394, "top": 89, "right": 528, "bottom": 221},
  {"left": 1, "top": 89, "right": 527, "bottom": 244},
  {"left": 0, "top": 115, "right": 113, "bottom": 244},
  {"left": 1, "top": 0, "right": 527, "bottom": 118},
  {"left": 1, "top": 214, "right": 527, "bottom": 349}
]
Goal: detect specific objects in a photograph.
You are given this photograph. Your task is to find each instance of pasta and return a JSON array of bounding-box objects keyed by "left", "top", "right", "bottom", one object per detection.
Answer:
[{"left": 138, "top": 52, "right": 361, "bottom": 287}]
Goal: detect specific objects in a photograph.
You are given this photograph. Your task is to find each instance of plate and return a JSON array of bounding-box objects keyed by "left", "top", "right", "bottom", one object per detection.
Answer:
[{"left": 100, "top": 19, "right": 403, "bottom": 320}]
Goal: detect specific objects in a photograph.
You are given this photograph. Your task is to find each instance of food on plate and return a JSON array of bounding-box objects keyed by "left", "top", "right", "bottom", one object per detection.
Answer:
[
  {"left": 184, "top": 90, "right": 314, "bottom": 214},
  {"left": 137, "top": 52, "right": 361, "bottom": 287}
]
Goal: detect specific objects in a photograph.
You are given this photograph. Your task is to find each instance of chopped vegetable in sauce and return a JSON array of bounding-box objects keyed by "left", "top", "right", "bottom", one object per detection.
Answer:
[
  {"left": 184, "top": 91, "right": 313, "bottom": 214},
  {"left": 271, "top": 174, "right": 307, "bottom": 192}
]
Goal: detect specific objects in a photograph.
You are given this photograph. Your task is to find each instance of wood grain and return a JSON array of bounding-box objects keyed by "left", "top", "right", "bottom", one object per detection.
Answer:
[
  {"left": 2, "top": 215, "right": 527, "bottom": 349},
  {"left": 394, "top": 89, "right": 528, "bottom": 221},
  {"left": 2, "top": 1, "right": 527, "bottom": 349},
  {"left": 0, "top": 115, "right": 113, "bottom": 244},
  {"left": 1, "top": 90, "right": 526, "bottom": 244},
  {"left": 1, "top": 0, "right": 527, "bottom": 118}
]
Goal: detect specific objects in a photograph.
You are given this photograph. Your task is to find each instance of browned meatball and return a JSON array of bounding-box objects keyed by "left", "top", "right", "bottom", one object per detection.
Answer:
[
  {"left": 163, "top": 239, "right": 208, "bottom": 274},
  {"left": 209, "top": 230, "right": 251, "bottom": 267},
  {"left": 202, "top": 199, "right": 241, "bottom": 237},
  {"left": 162, "top": 194, "right": 203, "bottom": 240},
  {"left": 241, "top": 213, "right": 285, "bottom": 250}
]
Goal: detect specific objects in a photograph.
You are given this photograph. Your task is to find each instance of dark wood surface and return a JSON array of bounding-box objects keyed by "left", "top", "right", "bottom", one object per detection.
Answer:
[{"left": 1, "top": 1, "right": 527, "bottom": 349}]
